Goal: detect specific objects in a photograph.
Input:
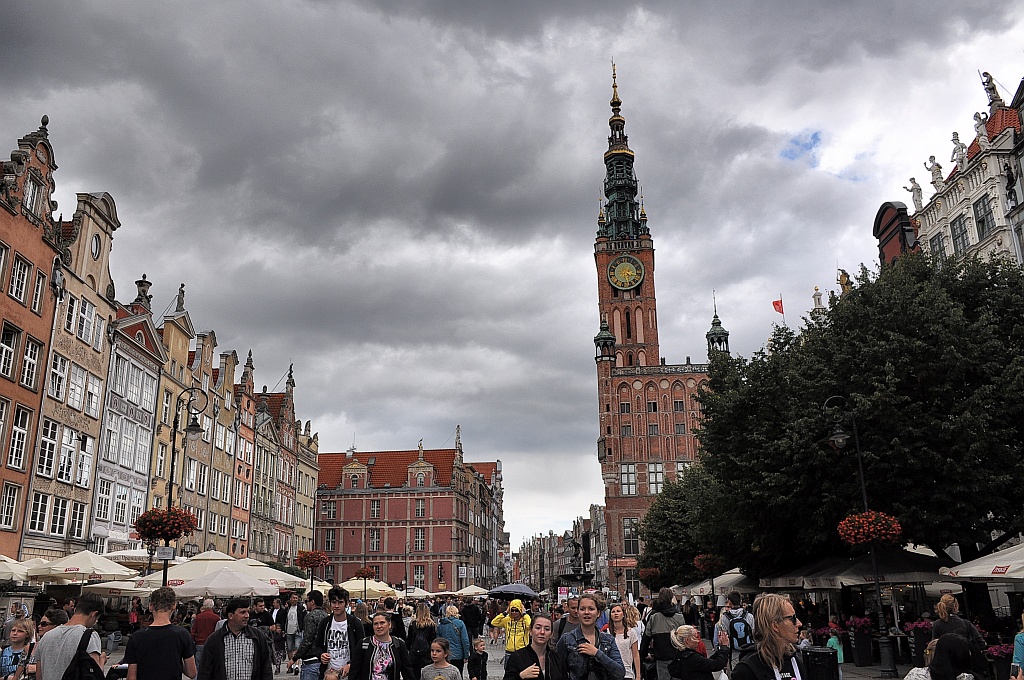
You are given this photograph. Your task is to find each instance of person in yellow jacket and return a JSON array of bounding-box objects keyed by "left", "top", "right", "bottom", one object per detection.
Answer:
[{"left": 490, "top": 599, "right": 532, "bottom": 666}]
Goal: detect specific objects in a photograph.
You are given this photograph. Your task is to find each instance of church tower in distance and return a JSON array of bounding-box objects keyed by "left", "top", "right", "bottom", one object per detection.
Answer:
[{"left": 593, "top": 66, "right": 724, "bottom": 599}]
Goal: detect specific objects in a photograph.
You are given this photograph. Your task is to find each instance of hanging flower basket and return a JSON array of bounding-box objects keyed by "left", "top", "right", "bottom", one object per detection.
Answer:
[
  {"left": 353, "top": 566, "right": 376, "bottom": 580},
  {"left": 693, "top": 553, "right": 724, "bottom": 575},
  {"left": 837, "top": 511, "right": 901, "bottom": 546},
  {"left": 133, "top": 507, "right": 198, "bottom": 543},
  {"left": 296, "top": 550, "right": 330, "bottom": 570}
]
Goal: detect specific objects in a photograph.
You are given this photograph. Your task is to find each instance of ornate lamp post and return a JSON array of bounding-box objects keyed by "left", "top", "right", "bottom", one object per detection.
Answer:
[
  {"left": 164, "top": 386, "right": 207, "bottom": 585},
  {"left": 823, "top": 395, "right": 898, "bottom": 678}
]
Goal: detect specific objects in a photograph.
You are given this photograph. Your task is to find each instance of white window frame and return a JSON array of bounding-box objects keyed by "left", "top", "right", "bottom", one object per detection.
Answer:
[
  {"left": 29, "top": 492, "right": 49, "bottom": 532},
  {"left": 8, "top": 257, "right": 30, "bottom": 303},
  {"left": 50, "top": 497, "right": 68, "bottom": 535},
  {"left": 31, "top": 271, "right": 46, "bottom": 314},
  {"left": 7, "top": 406, "right": 31, "bottom": 469},
  {"left": 48, "top": 353, "right": 68, "bottom": 401},
  {"left": 95, "top": 479, "right": 112, "bottom": 520},
  {"left": 0, "top": 484, "right": 19, "bottom": 529}
]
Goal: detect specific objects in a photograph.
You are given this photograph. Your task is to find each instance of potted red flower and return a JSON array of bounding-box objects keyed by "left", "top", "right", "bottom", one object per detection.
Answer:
[{"left": 846, "top": 616, "right": 875, "bottom": 667}]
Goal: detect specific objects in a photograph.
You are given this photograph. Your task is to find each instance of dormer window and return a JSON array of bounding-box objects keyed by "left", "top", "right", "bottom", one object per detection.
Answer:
[
  {"left": 351, "top": 474, "right": 359, "bottom": 489},
  {"left": 416, "top": 473, "right": 425, "bottom": 487}
]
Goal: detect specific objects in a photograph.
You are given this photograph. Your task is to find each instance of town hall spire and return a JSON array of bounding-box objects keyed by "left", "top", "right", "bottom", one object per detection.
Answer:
[{"left": 599, "top": 63, "right": 646, "bottom": 240}]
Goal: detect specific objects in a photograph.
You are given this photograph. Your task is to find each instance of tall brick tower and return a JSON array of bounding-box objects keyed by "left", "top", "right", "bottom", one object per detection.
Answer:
[{"left": 593, "top": 67, "right": 724, "bottom": 599}]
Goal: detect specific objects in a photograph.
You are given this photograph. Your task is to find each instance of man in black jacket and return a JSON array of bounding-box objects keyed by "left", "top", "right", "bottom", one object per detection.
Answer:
[
  {"left": 277, "top": 594, "right": 306, "bottom": 666},
  {"left": 198, "top": 598, "right": 272, "bottom": 680},
  {"left": 311, "top": 587, "right": 364, "bottom": 679},
  {"left": 460, "top": 599, "right": 483, "bottom": 641}
]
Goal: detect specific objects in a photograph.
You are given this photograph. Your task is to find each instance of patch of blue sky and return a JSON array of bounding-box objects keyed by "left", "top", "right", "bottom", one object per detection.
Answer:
[{"left": 780, "top": 130, "right": 821, "bottom": 168}]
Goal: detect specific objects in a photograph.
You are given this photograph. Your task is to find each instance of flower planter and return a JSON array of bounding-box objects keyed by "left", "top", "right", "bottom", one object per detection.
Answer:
[
  {"left": 852, "top": 632, "right": 874, "bottom": 667},
  {"left": 992, "top": 656, "right": 1012, "bottom": 680}
]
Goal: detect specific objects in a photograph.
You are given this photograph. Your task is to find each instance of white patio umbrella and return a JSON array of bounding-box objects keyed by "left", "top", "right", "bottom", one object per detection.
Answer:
[
  {"left": 101, "top": 549, "right": 187, "bottom": 568},
  {"left": 338, "top": 578, "right": 396, "bottom": 600},
  {"left": 173, "top": 567, "right": 279, "bottom": 598},
  {"left": 237, "top": 558, "right": 308, "bottom": 589},
  {"left": 27, "top": 550, "right": 138, "bottom": 582},
  {"left": 82, "top": 580, "right": 155, "bottom": 597},
  {"left": 940, "top": 543, "right": 1024, "bottom": 581},
  {"left": 0, "top": 554, "right": 18, "bottom": 563},
  {"left": 138, "top": 550, "right": 257, "bottom": 587},
  {"left": 0, "top": 561, "right": 29, "bottom": 581},
  {"left": 403, "top": 586, "right": 432, "bottom": 599},
  {"left": 455, "top": 585, "right": 488, "bottom": 597}
]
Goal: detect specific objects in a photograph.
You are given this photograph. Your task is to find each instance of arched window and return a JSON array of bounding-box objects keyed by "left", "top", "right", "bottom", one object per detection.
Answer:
[
  {"left": 350, "top": 475, "right": 358, "bottom": 489},
  {"left": 416, "top": 473, "right": 425, "bottom": 487},
  {"left": 627, "top": 352, "right": 633, "bottom": 366}
]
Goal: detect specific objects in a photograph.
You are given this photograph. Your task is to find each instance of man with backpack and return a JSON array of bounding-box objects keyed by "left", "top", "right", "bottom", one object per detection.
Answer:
[
  {"left": 716, "top": 592, "right": 755, "bottom": 666},
  {"left": 34, "top": 593, "right": 106, "bottom": 680}
]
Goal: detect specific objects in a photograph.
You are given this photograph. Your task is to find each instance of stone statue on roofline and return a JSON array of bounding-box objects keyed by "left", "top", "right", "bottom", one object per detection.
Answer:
[
  {"left": 924, "top": 156, "right": 944, "bottom": 189},
  {"left": 1005, "top": 163, "right": 1019, "bottom": 211},
  {"left": 951, "top": 132, "right": 968, "bottom": 173},
  {"left": 904, "top": 177, "right": 923, "bottom": 211},
  {"left": 981, "top": 71, "right": 1003, "bottom": 110},
  {"left": 974, "top": 112, "right": 990, "bottom": 150}
]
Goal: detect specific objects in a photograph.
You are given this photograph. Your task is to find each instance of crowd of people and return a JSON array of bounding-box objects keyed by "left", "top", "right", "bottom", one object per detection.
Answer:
[{"left": 3, "top": 588, "right": 1024, "bottom": 680}]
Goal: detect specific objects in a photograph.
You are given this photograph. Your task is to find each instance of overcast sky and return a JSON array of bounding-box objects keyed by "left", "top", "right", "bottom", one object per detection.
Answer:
[{"left": 3, "top": 2, "right": 1023, "bottom": 550}]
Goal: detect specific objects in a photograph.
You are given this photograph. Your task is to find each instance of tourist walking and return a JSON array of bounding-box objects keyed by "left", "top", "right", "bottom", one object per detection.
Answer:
[
  {"left": 667, "top": 626, "right": 730, "bottom": 680},
  {"left": 554, "top": 594, "right": 624, "bottom": 680},
  {"left": 407, "top": 604, "right": 438, "bottom": 678},
  {"left": 604, "top": 603, "right": 640, "bottom": 680},
  {"left": 352, "top": 612, "right": 415, "bottom": 680},
  {"left": 438, "top": 607, "right": 471, "bottom": 675},
  {"left": 491, "top": 601, "right": 532, "bottom": 666},
  {"left": 34, "top": 594, "right": 106, "bottom": 680},
  {"left": 730, "top": 594, "right": 804, "bottom": 680},
  {"left": 311, "top": 587, "right": 365, "bottom": 680},
  {"left": 293, "top": 591, "right": 329, "bottom": 680},
  {"left": 421, "top": 638, "right": 461, "bottom": 680},
  {"left": 123, "top": 586, "right": 197, "bottom": 680},
  {"left": 192, "top": 599, "right": 220, "bottom": 668},
  {"left": 196, "top": 598, "right": 272, "bottom": 680},
  {"left": 639, "top": 589, "right": 686, "bottom": 680},
  {"left": 503, "top": 615, "right": 564, "bottom": 680}
]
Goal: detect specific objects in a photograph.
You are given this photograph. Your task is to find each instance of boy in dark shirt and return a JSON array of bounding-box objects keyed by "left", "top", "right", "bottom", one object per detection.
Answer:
[{"left": 467, "top": 638, "right": 487, "bottom": 680}]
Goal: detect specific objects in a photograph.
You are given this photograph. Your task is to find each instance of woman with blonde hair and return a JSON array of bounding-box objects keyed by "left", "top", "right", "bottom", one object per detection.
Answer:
[
  {"left": 667, "top": 625, "right": 730, "bottom": 680},
  {"left": 731, "top": 594, "right": 804, "bottom": 680},
  {"left": 407, "top": 603, "right": 438, "bottom": 677},
  {"left": 930, "top": 594, "right": 986, "bottom": 678}
]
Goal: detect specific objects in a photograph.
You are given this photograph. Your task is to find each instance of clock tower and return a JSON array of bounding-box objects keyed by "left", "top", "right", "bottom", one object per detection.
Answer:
[{"left": 593, "top": 67, "right": 725, "bottom": 599}]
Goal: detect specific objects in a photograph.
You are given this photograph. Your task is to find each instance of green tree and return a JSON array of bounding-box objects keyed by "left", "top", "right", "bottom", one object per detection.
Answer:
[{"left": 691, "top": 254, "right": 1024, "bottom": 577}]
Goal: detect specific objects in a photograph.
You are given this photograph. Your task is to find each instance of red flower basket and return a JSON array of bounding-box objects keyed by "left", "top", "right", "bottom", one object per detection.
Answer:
[
  {"left": 133, "top": 507, "right": 198, "bottom": 543},
  {"left": 296, "top": 550, "right": 330, "bottom": 570},
  {"left": 837, "top": 511, "right": 901, "bottom": 546},
  {"left": 693, "top": 553, "right": 724, "bottom": 575},
  {"left": 353, "top": 566, "right": 376, "bottom": 580}
]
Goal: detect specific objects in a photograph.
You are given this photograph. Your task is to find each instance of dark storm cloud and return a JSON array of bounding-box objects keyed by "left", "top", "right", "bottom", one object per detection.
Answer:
[{"left": 2, "top": 0, "right": 1020, "bottom": 545}]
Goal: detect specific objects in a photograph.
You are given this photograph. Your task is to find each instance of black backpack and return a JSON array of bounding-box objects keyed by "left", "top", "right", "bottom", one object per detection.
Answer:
[
  {"left": 410, "top": 626, "right": 432, "bottom": 657},
  {"left": 60, "top": 629, "right": 105, "bottom": 680},
  {"left": 726, "top": 611, "right": 753, "bottom": 649}
]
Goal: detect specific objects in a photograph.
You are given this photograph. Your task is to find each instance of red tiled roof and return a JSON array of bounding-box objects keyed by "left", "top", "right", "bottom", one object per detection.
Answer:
[
  {"left": 188, "top": 350, "right": 196, "bottom": 368},
  {"left": 318, "top": 449, "right": 458, "bottom": 489},
  {"left": 467, "top": 462, "right": 499, "bottom": 484}
]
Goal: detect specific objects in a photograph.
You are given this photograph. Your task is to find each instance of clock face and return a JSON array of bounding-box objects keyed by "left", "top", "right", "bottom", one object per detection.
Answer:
[{"left": 608, "top": 255, "right": 644, "bottom": 290}]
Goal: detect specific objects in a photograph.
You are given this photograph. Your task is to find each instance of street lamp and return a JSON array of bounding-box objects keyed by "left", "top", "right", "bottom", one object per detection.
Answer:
[
  {"left": 823, "top": 395, "right": 898, "bottom": 678},
  {"left": 164, "top": 386, "right": 207, "bottom": 586}
]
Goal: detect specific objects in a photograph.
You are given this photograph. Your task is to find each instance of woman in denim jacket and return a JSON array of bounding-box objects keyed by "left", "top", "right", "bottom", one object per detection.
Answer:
[{"left": 555, "top": 594, "right": 625, "bottom": 680}]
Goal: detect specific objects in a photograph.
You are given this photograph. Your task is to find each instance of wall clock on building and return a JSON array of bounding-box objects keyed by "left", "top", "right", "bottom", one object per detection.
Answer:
[{"left": 608, "top": 255, "right": 644, "bottom": 290}]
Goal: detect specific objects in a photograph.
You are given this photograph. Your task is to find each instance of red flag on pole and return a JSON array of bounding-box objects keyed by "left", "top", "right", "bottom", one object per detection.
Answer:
[{"left": 772, "top": 298, "right": 784, "bottom": 314}]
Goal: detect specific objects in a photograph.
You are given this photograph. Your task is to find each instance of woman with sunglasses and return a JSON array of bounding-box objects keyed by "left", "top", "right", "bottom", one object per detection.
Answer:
[
  {"left": 351, "top": 612, "right": 416, "bottom": 680},
  {"left": 731, "top": 594, "right": 805, "bottom": 680},
  {"left": 13, "top": 609, "right": 67, "bottom": 680}
]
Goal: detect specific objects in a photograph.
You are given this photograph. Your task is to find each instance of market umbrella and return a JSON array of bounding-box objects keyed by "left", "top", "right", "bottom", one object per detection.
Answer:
[
  {"left": 488, "top": 583, "right": 538, "bottom": 600},
  {"left": 403, "top": 586, "right": 432, "bottom": 599},
  {"left": 101, "top": 549, "right": 187, "bottom": 568},
  {"left": 237, "top": 558, "right": 308, "bottom": 589},
  {"left": 27, "top": 550, "right": 138, "bottom": 582},
  {"left": 173, "top": 567, "right": 279, "bottom": 598},
  {"left": 82, "top": 579, "right": 155, "bottom": 597},
  {"left": 337, "top": 578, "right": 396, "bottom": 600},
  {"left": 455, "top": 585, "right": 488, "bottom": 597},
  {"left": 0, "top": 562, "right": 29, "bottom": 581},
  {"left": 0, "top": 554, "right": 18, "bottom": 563},
  {"left": 138, "top": 550, "right": 258, "bottom": 587},
  {"left": 685, "top": 568, "right": 758, "bottom": 596},
  {"left": 939, "top": 543, "right": 1024, "bottom": 581}
]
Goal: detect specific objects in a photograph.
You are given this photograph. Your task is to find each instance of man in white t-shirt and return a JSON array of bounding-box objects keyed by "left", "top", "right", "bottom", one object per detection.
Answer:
[{"left": 312, "top": 587, "right": 365, "bottom": 677}]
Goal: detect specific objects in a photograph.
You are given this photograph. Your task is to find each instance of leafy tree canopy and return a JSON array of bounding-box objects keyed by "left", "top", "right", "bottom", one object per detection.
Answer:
[{"left": 640, "top": 254, "right": 1024, "bottom": 579}]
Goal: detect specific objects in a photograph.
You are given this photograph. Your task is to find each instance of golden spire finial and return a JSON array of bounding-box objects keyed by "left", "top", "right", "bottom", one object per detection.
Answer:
[
  {"left": 610, "top": 60, "right": 621, "bottom": 109},
  {"left": 598, "top": 193, "right": 606, "bottom": 223}
]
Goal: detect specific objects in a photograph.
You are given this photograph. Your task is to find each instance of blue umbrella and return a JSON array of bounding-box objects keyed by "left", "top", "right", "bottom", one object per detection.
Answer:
[{"left": 488, "top": 583, "right": 538, "bottom": 600}]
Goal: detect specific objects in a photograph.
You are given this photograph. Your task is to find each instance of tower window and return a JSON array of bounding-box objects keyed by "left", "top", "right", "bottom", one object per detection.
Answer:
[
  {"left": 619, "top": 402, "right": 631, "bottom": 414},
  {"left": 647, "top": 401, "right": 657, "bottom": 413},
  {"left": 625, "top": 310, "right": 632, "bottom": 339}
]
